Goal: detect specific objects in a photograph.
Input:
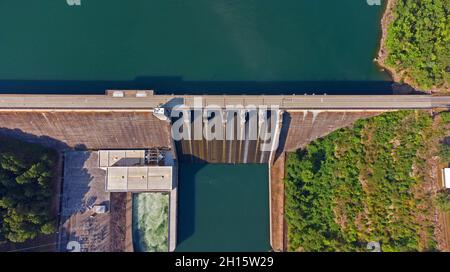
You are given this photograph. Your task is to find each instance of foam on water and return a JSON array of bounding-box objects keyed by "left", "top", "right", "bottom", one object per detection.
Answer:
[{"left": 132, "top": 193, "right": 169, "bottom": 252}]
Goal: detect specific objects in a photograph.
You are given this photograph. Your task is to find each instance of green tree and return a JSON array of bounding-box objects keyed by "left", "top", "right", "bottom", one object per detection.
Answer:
[
  {"left": 385, "top": 0, "right": 450, "bottom": 91},
  {"left": 0, "top": 137, "right": 57, "bottom": 244}
]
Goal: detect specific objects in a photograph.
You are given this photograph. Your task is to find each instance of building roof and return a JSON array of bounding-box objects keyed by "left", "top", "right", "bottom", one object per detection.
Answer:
[
  {"left": 99, "top": 150, "right": 146, "bottom": 167},
  {"left": 444, "top": 168, "right": 450, "bottom": 189},
  {"left": 105, "top": 166, "right": 173, "bottom": 192}
]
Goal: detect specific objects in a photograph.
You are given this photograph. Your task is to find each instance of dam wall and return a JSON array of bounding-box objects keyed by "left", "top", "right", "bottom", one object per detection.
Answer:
[
  {"left": 0, "top": 111, "right": 172, "bottom": 150},
  {"left": 176, "top": 139, "right": 271, "bottom": 164},
  {"left": 0, "top": 109, "right": 384, "bottom": 162},
  {"left": 173, "top": 109, "right": 281, "bottom": 164},
  {"left": 0, "top": 91, "right": 446, "bottom": 157}
]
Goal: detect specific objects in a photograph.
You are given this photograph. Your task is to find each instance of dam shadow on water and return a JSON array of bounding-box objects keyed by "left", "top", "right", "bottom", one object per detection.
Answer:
[
  {"left": 0, "top": 77, "right": 395, "bottom": 95},
  {"left": 176, "top": 156, "right": 203, "bottom": 247}
]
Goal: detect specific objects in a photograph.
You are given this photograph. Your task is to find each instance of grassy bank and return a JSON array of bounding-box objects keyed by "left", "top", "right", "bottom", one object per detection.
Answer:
[
  {"left": 285, "top": 110, "right": 450, "bottom": 252},
  {"left": 377, "top": 0, "right": 449, "bottom": 93}
]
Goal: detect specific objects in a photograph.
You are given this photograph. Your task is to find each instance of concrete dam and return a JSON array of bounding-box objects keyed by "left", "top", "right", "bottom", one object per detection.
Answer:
[
  {"left": 0, "top": 105, "right": 382, "bottom": 163},
  {"left": 1, "top": 90, "right": 449, "bottom": 251},
  {"left": 173, "top": 107, "right": 281, "bottom": 164},
  {"left": 0, "top": 90, "right": 447, "bottom": 161}
]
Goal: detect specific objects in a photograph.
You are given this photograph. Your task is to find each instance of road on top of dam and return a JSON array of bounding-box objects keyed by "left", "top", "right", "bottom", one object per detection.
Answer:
[{"left": 0, "top": 93, "right": 449, "bottom": 110}]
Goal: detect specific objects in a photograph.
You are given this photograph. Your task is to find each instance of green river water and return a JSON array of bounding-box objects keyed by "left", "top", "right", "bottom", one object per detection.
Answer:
[{"left": 176, "top": 164, "right": 270, "bottom": 252}]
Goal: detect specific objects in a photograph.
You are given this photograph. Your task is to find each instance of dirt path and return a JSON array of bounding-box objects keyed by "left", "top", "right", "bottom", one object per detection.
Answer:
[
  {"left": 436, "top": 143, "right": 450, "bottom": 251},
  {"left": 429, "top": 113, "right": 450, "bottom": 251},
  {"left": 110, "top": 192, "right": 134, "bottom": 252},
  {"left": 125, "top": 193, "right": 134, "bottom": 252},
  {"left": 442, "top": 212, "right": 450, "bottom": 251},
  {"left": 270, "top": 153, "right": 286, "bottom": 251}
]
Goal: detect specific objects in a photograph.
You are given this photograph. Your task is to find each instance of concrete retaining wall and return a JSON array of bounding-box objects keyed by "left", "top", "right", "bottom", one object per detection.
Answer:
[{"left": 0, "top": 111, "right": 172, "bottom": 150}]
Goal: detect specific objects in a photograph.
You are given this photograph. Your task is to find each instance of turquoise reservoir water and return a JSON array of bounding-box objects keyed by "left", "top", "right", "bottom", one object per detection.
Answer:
[
  {"left": 176, "top": 164, "right": 270, "bottom": 252},
  {"left": 0, "top": 0, "right": 390, "bottom": 94}
]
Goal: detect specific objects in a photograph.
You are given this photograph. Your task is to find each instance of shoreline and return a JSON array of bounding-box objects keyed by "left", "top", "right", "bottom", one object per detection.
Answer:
[
  {"left": 375, "top": 0, "right": 429, "bottom": 94},
  {"left": 375, "top": 0, "right": 448, "bottom": 95},
  {"left": 374, "top": 0, "right": 409, "bottom": 90}
]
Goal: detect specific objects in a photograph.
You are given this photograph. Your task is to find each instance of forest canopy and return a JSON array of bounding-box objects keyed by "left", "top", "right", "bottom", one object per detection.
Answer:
[
  {"left": 385, "top": 0, "right": 449, "bottom": 92},
  {"left": 0, "top": 137, "right": 57, "bottom": 244},
  {"left": 285, "top": 111, "right": 450, "bottom": 252}
]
